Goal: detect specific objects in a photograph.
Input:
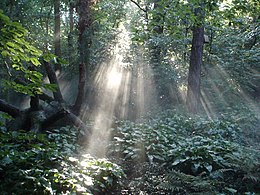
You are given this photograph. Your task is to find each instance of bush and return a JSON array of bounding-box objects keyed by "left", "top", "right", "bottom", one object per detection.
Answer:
[
  {"left": 108, "top": 110, "right": 260, "bottom": 194},
  {"left": 0, "top": 126, "right": 125, "bottom": 194}
]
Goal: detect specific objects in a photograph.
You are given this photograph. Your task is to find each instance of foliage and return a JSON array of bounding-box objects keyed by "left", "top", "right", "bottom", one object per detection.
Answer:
[
  {"left": 0, "top": 11, "right": 55, "bottom": 96},
  {"left": 0, "top": 0, "right": 259, "bottom": 194},
  {"left": 109, "top": 109, "right": 260, "bottom": 194},
  {"left": 0, "top": 112, "right": 12, "bottom": 131},
  {"left": 203, "top": 20, "right": 260, "bottom": 109},
  {"left": 0, "top": 126, "right": 125, "bottom": 194},
  {"left": 109, "top": 110, "right": 242, "bottom": 161}
]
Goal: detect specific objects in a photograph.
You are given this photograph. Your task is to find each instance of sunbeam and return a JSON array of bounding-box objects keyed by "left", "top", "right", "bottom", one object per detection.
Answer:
[
  {"left": 86, "top": 17, "right": 133, "bottom": 157},
  {"left": 84, "top": 2, "right": 159, "bottom": 157}
]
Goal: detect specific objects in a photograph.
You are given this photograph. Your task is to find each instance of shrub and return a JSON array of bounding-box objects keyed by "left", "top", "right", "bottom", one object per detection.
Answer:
[
  {"left": 109, "top": 110, "right": 260, "bottom": 193},
  {"left": 0, "top": 126, "right": 125, "bottom": 194}
]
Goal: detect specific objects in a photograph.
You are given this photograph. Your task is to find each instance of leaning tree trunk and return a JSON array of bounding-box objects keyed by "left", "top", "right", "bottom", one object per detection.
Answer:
[
  {"left": 186, "top": 5, "right": 205, "bottom": 114},
  {"left": 44, "top": 61, "right": 64, "bottom": 103}
]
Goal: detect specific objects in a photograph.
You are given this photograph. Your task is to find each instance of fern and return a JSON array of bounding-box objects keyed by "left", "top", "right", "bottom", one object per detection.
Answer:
[{"left": 157, "top": 171, "right": 215, "bottom": 194}]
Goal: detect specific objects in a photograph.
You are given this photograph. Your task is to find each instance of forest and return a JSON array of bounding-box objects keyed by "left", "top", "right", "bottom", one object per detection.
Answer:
[{"left": 0, "top": 0, "right": 259, "bottom": 194}]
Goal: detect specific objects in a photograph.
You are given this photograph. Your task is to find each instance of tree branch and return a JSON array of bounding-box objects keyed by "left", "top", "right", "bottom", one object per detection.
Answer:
[
  {"left": 42, "top": 107, "right": 91, "bottom": 137},
  {"left": 130, "top": 0, "right": 147, "bottom": 12},
  {"left": 43, "top": 61, "right": 64, "bottom": 103},
  {"left": 39, "top": 93, "right": 55, "bottom": 102},
  {"left": 0, "top": 99, "right": 23, "bottom": 117}
]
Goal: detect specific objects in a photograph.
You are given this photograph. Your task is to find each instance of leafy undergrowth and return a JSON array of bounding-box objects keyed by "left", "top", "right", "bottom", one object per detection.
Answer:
[
  {"left": 0, "top": 123, "right": 125, "bottom": 194},
  {"left": 108, "top": 108, "right": 260, "bottom": 194},
  {"left": 0, "top": 105, "right": 259, "bottom": 194}
]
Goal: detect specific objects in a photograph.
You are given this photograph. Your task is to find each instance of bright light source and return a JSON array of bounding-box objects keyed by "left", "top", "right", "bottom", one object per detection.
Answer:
[{"left": 107, "top": 67, "right": 122, "bottom": 89}]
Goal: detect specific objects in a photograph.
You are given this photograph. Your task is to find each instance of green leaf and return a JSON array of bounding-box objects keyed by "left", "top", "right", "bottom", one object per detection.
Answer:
[
  {"left": 6, "top": 42, "right": 15, "bottom": 47},
  {"left": 30, "top": 58, "right": 41, "bottom": 66},
  {"left": 43, "top": 52, "right": 56, "bottom": 62},
  {"left": 12, "top": 64, "right": 20, "bottom": 70},
  {"left": 1, "top": 50, "right": 9, "bottom": 57}
]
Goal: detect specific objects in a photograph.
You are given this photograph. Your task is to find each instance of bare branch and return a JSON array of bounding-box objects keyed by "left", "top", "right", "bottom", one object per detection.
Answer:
[
  {"left": 42, "top": 107, "right": 91, "bottom": 137},
  {"left": 130, "top": 0, "right": 147, "bottom": 12},
  {"left": 39, "top": 93, "right": 54, "bottom": 102},
  {"left": 0, "top": 99, "right": 23, "bottom": 117}
]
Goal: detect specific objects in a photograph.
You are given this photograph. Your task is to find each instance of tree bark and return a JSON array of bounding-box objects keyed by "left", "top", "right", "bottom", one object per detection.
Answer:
[
  {"left": 54, "top": 0, "right": 61, "bottom": 72},
  {"left": 72, "top": 63, "right": 86, "bottom": 115},
  {"left": 42, "top": 108, "right": 91, "bottom": 136},
  {"left": 68, "top": 2, "right": 74, "bottom": 64},
  {"left": 150, "top": 0, "right": 164, "bottom": 65},
  {"left": 73, "top": 0, "right": 95, "bottom": 116},
  {"left": 0, "top": 99, "right": 22, "bottom": 117},
  {"left": 30, "top": 94, "right": 40, "bottom": 111},
  {"left": 39, "top": 93, "right": 55, "bottom": 103},
  {"left": 43, "top": 61, "right": 64, "bottom": 103},
  {"left": 186, "top": 6, "right": 205, "bottom": 114}
]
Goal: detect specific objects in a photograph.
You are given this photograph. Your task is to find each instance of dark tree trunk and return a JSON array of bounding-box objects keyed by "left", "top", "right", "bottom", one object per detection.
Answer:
[
  {"left": 54, "top": 0, "right": 61, "bottom": 72},
  {"left": 72, "top": 63, "right": 86, "bottom": 115},
  {"left": 43, "top": 61, "right": 64, "bottom": 103},
  {"left": 30, "top": 94, "right": 40, "bottom": 111},
  {"left": 69, "top": 2, "right": 74, "bottom": 34},
  {"left": 186, "top": 6, "right": 205, "bottom": 114},
  {"left": 68, "top": 2, "right": 74, "bottom": 64},
  {"left": 43, "top": 5, "right": 52, "bottom": 52},
  {"left": 39, "top": 93, "right": 55, "bottom": 103},
  {"left": 77, "top": 0, "right": 93, "bottom": 63},
  {"left": 150, "top": 0, "right": 164, "bottom": 65},
  {"left": 73, "top": 0, "right": 94, "bottom": 116}
]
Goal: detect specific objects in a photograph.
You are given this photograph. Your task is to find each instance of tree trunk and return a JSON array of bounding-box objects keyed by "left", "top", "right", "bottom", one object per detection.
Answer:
[
  {"left": 150, "top": 0, "right": 164, "bottom": 65},
  {"left": 68, "top": 2, "right": 74, "bottom": 65},
  {"left": 72, "top": 63, "right": 86, "bottom": 115},
  {"left": 73, "top": 0, "right": 94, "bottom": 116},
  {"left": 54, "top": 0, "right": 61, "bottom": 72},
  {"left": 30, "top": 94, "right": 40, "bottom": 111},
  {"left": 186, "top": 6, "right": 204, "bottom": 114},
  {"left": 43, "top": 61, "right": 64, "bottom": 103}
]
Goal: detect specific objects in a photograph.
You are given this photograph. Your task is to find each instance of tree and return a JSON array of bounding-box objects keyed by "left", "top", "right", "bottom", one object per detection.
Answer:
[
  {"left": 186, "top": 3, "right": 205, "bottom": 113},
  {"left": 0, "top": 11, "right": 90, "bottom": 139},
  {"left": 68, "top": 0, "right": 75, "bottom": 65},
  {"left": 54, "top": 0, "right": 62, "bottom": 72},
  {"left": 72, "top": 0, "right": 96, "bottom": 116}
]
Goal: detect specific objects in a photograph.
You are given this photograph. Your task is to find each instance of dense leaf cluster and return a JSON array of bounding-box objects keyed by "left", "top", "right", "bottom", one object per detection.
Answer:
[
  {"left": 0, "top": 11, "right": 56, "bottom": 96},
  {"left": 109, "top": 109, "right": 260, "bottom": 194},
  {"left": 0, "top": 120, "right": 125, "bottom": 194}
]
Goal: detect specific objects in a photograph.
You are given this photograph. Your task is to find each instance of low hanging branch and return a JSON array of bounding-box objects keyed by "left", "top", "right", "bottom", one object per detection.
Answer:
[
  {"left": 0, "top": 99, "right": 22, "bottom": 117},
  {"left": 39, "top": 93, "right": 55, "bottom": 103},
  {"left": 42, "top": 107, "right": 91, "bottom": 137},
  {"left": 130, "top": 0, "right": 147, "bottom": 13}
]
